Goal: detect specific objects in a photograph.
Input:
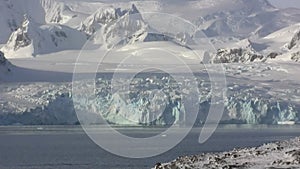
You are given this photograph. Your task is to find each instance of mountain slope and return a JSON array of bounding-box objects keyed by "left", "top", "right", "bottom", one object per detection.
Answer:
[
  {"left": 287, "top": 30, "right": 300, "bottom": 62},
  {"left": 79, "top": 4, "right": 140, "bottom": 36},
  {"left": 0, "top": 51, "right": 13, "bottom": 80},
  {"left": 41, "top": 0, "right": 78, "bottom": 25},
  {"left": 250, "top": 23, "right": 300, "bottom": 62},
  {"left": 1, "top": 15, "right": 87, "bottom": 58},
  {"left": 194, "top": 0, "right": 300, "bottom": 38},
  {"left": 0, "top": 0, "right": 299, "bottom": 63},
  {"left": 0, "top": 0, "right": 46, "bottom": 44}
]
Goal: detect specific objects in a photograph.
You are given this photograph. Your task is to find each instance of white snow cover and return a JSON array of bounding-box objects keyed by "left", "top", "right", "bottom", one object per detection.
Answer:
[
  {"left": 153, "top": 137, "right": 300, "bottom": 169},
  {"left": 1, "top": 0, "right": 300, "bottom": 125},
  {"left": 1, "top": 15, "right": 87, "bottom": 58},
  {"left": 0, "top": 0, "right": 46, "bottom": 44},
  {"left": 79, "top": 4, "right": 140, "bottom": 36},
  {"left": 0, "top": 0, "right": 300, "bottom": 60}
]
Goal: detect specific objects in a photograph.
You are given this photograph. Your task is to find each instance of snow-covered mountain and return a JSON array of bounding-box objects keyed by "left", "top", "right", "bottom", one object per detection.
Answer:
[
  {"left": 79, "top": 4, "right": 195, "bottom": 49},
  {"left": 1, "top": 15, "right": 87, "bottom": 57},
  {"left": 41, "top": 0, "right": 79, "bottom": 25},
  {"left": 0, "top": 2, "right": 196, "bottom": 57},
  {"left": 0, "top": 0, "right": 46, "bottom": 44},
  {"left": 249, "top": 23, "right": 300, "bottom": 62},
  {"left": 0, "top": 0, "right": 300, "bottom": 60},
  {"left": 79, "top": 4, "right": 140, "bottom": 36},
  {"left": 174, "top": 0, "right": 300, "bottom": 39},
  {"left": 79, "top": 4, "right": 150, "bottom": 49}
]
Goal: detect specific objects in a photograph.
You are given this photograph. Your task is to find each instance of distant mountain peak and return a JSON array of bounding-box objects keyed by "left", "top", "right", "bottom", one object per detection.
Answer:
[
  {"left": 4, "top": 14, "right": 34, "bottom": 52},
  {"left": 1, "top": 14, "right": 87, "bottom": 57},
  {"left": 79, "top": 4, "right": 141, "bottom": 36}
]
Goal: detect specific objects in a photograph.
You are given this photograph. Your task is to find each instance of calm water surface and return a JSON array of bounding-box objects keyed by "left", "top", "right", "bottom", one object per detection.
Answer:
[{"left": 0, "top": 125, "right": 300, "bottom": 169}]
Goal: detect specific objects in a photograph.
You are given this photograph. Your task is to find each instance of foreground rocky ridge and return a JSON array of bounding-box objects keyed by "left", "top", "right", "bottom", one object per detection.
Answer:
[{"left": 154, "top": 137, "right": 300, "bottom": 169}]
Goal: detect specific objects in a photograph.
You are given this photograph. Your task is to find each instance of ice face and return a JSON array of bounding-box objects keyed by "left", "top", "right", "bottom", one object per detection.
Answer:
[{"left": 0, "top": 71, "right": 299, "bottom": 125}]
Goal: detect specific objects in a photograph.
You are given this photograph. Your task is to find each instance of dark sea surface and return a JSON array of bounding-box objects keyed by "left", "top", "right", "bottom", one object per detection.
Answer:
[{"left": 0, "top": 125, "right": 299, "bottom": 169}]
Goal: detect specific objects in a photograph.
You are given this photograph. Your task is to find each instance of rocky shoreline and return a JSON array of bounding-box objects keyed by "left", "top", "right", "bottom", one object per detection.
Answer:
[{"left": 154, "top": 137, "right": 300, "bottom": 169}]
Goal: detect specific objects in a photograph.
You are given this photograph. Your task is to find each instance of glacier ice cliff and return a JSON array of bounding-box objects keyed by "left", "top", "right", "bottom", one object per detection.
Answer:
[{"left": 0, "top": 72, "right": 299, "bottom": 125}]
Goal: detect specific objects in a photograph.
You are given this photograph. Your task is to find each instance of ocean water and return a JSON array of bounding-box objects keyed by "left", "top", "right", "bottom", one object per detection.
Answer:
[{"left": 0, "top": 125, "right": 299, "bottom": 169}]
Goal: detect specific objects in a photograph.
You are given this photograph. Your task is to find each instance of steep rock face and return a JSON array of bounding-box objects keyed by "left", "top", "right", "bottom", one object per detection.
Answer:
[
  {"left": 282, "top": 29, "right": 300, "bottom": 62},
  {"left": 288, "top": 30, "right": 300, "bottom": 50},
  {"left": 1, "top": 15, "right": 87, "bottom": 57}
]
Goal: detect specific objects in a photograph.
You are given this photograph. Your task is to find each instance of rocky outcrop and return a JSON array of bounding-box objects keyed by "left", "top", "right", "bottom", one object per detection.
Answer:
[
  {"left": 153, "top": 137, "right": 300, "bottom": 169},
  {"left": 212, "top": 39, "right": 266, "bottom": 63},
  {"left": 288, "top": 30, "right": 300, "bottom": 50},
  {"left": 291, "top": 51, "right": 300, "bottom": 62},
  {"left": 213, "top": 48, "right": 265, "bottom": 63}
]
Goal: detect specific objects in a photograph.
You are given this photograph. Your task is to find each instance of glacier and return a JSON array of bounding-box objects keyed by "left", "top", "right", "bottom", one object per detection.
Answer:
[
  {"left": 0, "top": 0, "right": 300, "bottom": 126},
  {"left": 1, "top": 69, "right": 299, "bottom": 125}
]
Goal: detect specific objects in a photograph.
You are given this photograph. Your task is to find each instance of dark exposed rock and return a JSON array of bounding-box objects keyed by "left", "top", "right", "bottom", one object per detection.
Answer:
[
  {"left": 291, "top": 51, "right": 300, "bottom": 62},
  {"left": 213, "top": 48, "right": 265, "bottom": 63},
  {"left": 288, "top": 30, "right": 300, "bottom": 50}
]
